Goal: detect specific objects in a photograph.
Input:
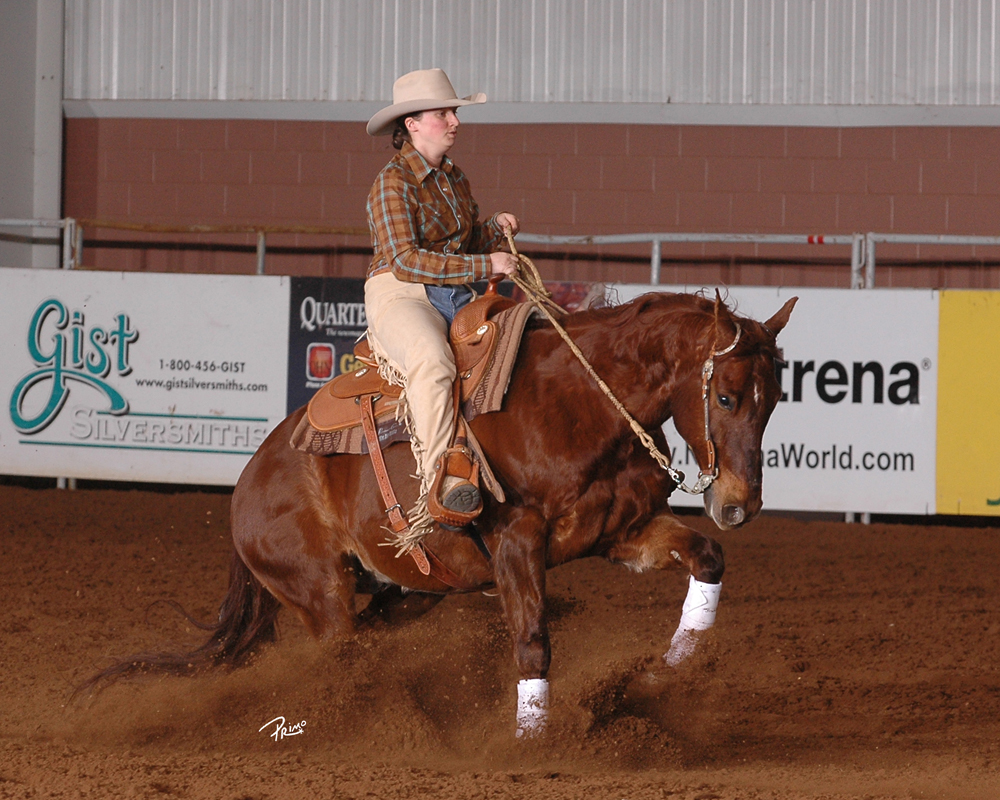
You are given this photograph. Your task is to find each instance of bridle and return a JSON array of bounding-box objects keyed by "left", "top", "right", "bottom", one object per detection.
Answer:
[{"left": 673, "top": 322, "right": 742, "bottom": 494}]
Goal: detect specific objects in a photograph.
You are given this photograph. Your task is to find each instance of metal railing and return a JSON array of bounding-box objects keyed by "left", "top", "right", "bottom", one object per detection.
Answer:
[
  {"left": 517, "top": 231, "right": 865, "bottom": 286},
  {"left": 0, "top": 218, "right": 79, "bottom": 271},
  {"left": 863, "top": 233, "right": 1000, "bottom": 288},
  {"left": 6, "top": 217, "right": 1000, "bottom": 289},
  {"left": 71, "top": 219, "right": 369, "bottom": 275}
]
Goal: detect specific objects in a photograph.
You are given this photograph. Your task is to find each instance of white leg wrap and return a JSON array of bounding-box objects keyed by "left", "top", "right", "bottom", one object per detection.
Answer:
[
  {"left": 664, "top": 576, "right": 722, "bottom": 666},
  {"left": 516, "top": 678, "right": 549, "bottom": 738}
]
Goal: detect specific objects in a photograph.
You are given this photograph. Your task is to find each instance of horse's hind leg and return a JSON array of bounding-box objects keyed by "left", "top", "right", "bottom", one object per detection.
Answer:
[
  {"left": 291, "top": 551, "right": 361, "bottom": 639},
  {"left": 606, "top": 513, "right": 724, "bottom": 666},
  {"left": 236, "top": 525, "right": 359, "bottom": 641},
  {"left": 231, "top": 443, "right": 359, "bottom": 641}
]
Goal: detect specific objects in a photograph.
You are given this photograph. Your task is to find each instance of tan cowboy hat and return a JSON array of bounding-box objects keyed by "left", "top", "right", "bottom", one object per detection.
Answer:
[{"left": 366, "top": 68, "right": 487, "bottom": 137}]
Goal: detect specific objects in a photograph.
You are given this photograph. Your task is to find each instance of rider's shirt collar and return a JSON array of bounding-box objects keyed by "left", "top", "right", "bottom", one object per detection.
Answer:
[{"left": 401, "top": 141, "right": 455, "bottom": 183}]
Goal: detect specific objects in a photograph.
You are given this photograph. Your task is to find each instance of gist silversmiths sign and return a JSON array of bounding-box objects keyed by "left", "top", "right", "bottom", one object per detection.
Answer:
[
  {"left": 0, "top": 269, "right": 289, "bottom": 485},
  {"left": 610, "top": 285, "right": 939, "bottom": 515}
]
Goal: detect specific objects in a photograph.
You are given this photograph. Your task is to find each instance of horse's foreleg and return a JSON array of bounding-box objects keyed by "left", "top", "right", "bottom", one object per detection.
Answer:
[
  {"left": 492, "top": 506, "right": 550, "bottom": 738},
  {"left": 606, "top": 514, "right": 724, "bottom": 667},
  {"left": 663, "top": 573, "right": 723, "bottom": 666},
  {"left": 607, "top": 513, "right": 724, "bottom": 581}
]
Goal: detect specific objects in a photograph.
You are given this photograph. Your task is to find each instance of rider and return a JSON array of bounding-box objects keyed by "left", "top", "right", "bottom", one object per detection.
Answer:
[{"left": 364, "top": 68, "right": 520, "bottom": 528}]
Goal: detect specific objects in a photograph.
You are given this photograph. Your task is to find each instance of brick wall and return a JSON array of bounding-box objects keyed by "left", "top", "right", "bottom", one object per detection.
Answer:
[{"left": 63, "top": 118, "right": 1000, "bottom": 288}]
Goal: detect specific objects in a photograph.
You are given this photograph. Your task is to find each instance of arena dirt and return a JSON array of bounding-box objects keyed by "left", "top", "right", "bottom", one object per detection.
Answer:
[{"left": 2, "top": 484, "right": 998, "bottom": 799}]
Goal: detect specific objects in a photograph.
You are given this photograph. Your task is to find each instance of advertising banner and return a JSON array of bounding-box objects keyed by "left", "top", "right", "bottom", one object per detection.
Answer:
[
  {"left": 286, "top": 277, "right": 368, "bottom": 415},
  {"left": 0, "top": 269, "right": 289, "bottom": 485},
  {"left": 611, "top": 285, "right": 939, "bottom": 514},
  {"left": 0, "top": 270, "right": 951, "bottom": 514}
]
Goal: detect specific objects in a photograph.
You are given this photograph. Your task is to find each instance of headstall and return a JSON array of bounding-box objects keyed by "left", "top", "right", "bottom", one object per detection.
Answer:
[{"left": 669, "top": 322, "right": 742, "bottom": 495}]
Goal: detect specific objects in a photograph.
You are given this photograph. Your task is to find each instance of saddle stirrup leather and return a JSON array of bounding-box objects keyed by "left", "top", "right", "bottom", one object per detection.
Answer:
[{"left": 358, "top": 393, "right": 431, "bottom": 576}]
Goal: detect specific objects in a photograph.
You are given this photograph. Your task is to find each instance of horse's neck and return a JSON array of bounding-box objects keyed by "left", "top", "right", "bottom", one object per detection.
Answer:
[{"left": 560, "top": 303, "right": 704, "bottom": 428}]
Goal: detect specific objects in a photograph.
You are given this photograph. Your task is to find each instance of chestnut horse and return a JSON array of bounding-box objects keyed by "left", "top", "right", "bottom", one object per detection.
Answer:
[{"left": 90, "top": 291, "right": 795, "bottom": 736}]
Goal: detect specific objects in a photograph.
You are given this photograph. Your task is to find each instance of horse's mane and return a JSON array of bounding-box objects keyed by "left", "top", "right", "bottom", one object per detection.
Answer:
[{"left": 548, "top": 291, "right": 782, "bottom": 366}]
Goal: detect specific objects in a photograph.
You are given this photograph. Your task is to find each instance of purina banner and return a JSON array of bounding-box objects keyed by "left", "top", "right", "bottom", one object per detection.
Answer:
[
  {"left": 0, "top": 269, "right": 289, "bottom": 485},
  {"left": 611, "top": 285, "right": 939, "bottom": 515}
]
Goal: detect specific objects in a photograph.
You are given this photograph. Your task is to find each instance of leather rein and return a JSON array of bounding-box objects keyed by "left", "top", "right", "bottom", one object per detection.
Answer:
[{"left": 506, "top": 233, "right": 740, "bottom": 496}]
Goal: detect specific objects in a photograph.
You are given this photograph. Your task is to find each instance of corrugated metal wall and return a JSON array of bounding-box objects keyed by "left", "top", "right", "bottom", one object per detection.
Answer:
[{"left": 64, "top": 0, "right": 1000, "bottom": 105}]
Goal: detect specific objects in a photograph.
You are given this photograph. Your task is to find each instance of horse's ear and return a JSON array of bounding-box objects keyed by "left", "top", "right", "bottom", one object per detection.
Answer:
[
  {"left": 713, "top": 289, "right": 727, "bottom": 315},
  {"left": 763, "top": 297, "right": 798, "bottom": 336},
  {"left": 713, "top": 289, "right": 732, "bottom": 325}
]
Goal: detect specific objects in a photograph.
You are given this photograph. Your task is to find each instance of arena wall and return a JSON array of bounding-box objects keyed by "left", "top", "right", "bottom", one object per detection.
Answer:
[
  {"left": 5, "top": 266, "right": 997, "bottom": 515},
  {"left": 63, "top": 118, "right": 1000, "bottom": 289}
]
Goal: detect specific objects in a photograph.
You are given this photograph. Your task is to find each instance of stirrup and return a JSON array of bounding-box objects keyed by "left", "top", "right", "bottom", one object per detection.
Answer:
[{"left": 427, "top": 446, "right": 482, "bottom": 528}]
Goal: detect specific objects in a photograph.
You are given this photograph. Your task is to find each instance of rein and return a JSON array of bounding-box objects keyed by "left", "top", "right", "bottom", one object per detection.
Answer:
[{"left": 505, "top": 233, "right": 740, "bottom": 496}]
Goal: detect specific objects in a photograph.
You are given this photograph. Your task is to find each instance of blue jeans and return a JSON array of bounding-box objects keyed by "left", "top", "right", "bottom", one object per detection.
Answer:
[{"left": 425, "top": 284, "right": 474, "bottom": 326}]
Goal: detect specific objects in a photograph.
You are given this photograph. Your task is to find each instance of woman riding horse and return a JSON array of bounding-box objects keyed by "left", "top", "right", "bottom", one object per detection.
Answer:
[
  {"left": 364, "top": 68, "right": 520, "bottom": 530},
  {"left": 84, "top": 290, "right": 796, "bottom": 738},
  {"left": 82, "top": 71, "right": 799, "bottom": 739}
]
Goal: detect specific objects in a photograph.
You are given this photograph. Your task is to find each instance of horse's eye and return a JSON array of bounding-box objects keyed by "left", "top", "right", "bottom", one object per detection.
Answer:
[{"left": 718, "top": 394, "right": 734, "bottom": 410}]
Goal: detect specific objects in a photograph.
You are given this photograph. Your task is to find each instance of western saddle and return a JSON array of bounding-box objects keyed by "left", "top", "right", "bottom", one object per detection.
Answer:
[{"left": 304, "top": 276, "right": 516, "bottom": 579}]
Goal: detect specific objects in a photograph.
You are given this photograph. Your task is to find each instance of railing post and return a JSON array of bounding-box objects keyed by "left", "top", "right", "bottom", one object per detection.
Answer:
[
  {"left": 864, "top": 232, "right": 876, "bottom": 289},
  {"left": 852, "top": 234, "right": 877, "bottom": 523},
  {"left": 849, "top": 235, "right": 863, "bottom": 522},
  {"left": 61, "top": 218, "right": 75, "bottom": 270},
  {"left": 650, "top": 238, "right": 661, "bottom": 285},
  {"left": 74, "top": 221, "right": 84, "bottom": 270},
  {"left": 256, "top": 230, "right": 266, "bottom": 275},
  {"left": 850, "top": 233, "right": 865, "bottom": 289}
]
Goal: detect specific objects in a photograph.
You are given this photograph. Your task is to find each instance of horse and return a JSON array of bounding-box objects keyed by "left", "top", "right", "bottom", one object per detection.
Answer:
[{"left": 87, "top": 290, "right": 795, "bottom": 737}]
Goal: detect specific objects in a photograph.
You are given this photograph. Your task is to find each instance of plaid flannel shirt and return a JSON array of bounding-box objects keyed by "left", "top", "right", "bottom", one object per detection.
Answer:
[{"left": 366, "top": 142, "right": 505, "bottom": 284}]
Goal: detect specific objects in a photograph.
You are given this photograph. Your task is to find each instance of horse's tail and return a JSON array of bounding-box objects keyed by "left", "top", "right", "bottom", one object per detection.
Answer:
[{"left": 78, "top": 550, "right": 281, "bottom": 694}]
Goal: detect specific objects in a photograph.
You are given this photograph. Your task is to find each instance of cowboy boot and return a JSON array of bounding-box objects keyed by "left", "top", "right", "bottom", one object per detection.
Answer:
[{"left": 427, "top": 445, "right": 482, "bottom": 528}]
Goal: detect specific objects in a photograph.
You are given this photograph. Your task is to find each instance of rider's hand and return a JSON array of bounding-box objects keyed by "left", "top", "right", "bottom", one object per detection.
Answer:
[
  {"left": 496, "top": 212, "right": 520, "bottom": 237},
  {"left": 489, "top": 252, "right": 518, "bottom": 277}
]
